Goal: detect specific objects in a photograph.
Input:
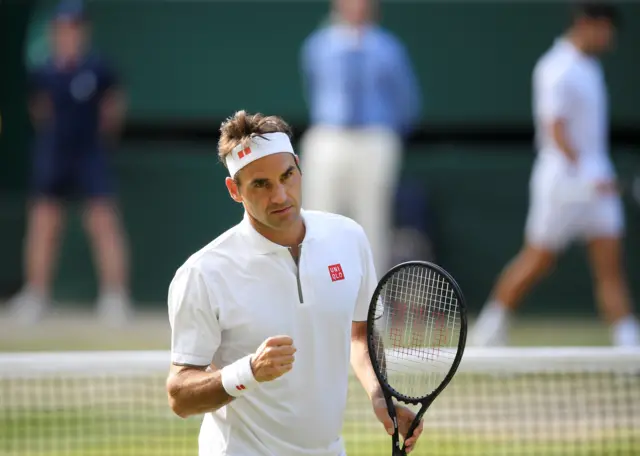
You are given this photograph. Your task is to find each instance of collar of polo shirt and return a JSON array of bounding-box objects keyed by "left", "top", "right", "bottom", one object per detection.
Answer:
[{"left": 239, "top": 210, "right": 317, "bottom": 255}]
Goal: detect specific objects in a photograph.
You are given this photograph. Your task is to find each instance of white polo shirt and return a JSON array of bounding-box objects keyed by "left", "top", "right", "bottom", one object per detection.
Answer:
[
  {"left": 167, "top": 209, "right": 377, "bottom": 456},
  {"left": 532, "top": 37, "right": 614, "bottom": 181}
]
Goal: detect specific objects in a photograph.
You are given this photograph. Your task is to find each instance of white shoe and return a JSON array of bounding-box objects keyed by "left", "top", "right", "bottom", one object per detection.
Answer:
[
  {"left": 96, "top": 290, "right": 133, "bottom": 328},
  {"left": 6, "top": 287, "right": 49, "bottom": 326},
  {"left": 612, "top": 316, "right": 640, "bottom": 347},
  {"left": 468, "top": 302, "right": 510, "bottom": 347}
]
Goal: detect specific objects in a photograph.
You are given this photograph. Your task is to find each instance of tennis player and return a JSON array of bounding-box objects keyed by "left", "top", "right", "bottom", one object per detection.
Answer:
[
  {"left": 166, "top": 111, "right": 424, "bottom": 455},
  {"left": 469, "top": 3, "right": 639, "bottom": 347}
]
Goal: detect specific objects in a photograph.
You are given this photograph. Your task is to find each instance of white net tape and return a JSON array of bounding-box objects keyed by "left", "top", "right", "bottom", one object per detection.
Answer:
[{"left": 1, "top": 348, "right": 639, "bottom": 455}]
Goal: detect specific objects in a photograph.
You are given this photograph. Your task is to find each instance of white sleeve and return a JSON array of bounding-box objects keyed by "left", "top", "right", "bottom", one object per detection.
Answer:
[
  {"left": 539, "top": 72, "right": 575, "bottom": 122},
  {"left": 168, "top": 266, "right": 222, "bottom": 366},
  {"left": 353, "top": 227, "right": 379, "bottom": 322}
]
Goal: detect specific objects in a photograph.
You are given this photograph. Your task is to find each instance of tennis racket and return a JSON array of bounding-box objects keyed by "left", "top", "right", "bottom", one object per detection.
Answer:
[{"left": 366, "top": 261, "right": 467, "bottom": 455}]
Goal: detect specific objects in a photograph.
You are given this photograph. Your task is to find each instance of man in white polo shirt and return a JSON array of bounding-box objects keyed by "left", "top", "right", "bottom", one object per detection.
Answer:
[
  {"left": 469, "top": 2, "right": 640, "bottom": 347},
  {"left": 165, "top": 110, "right": 423, "bottom": 455}
]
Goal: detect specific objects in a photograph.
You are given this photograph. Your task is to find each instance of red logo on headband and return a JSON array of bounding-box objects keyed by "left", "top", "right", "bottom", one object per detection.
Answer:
[{"left": 238, "top": 147, "right": 252, "bottom": 159}]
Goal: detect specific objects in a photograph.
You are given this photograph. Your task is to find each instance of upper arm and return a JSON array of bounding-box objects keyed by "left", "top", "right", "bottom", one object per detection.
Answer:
[
  {"left": 168, "top": 266, "right": 222, "bottom": 367},
  {"left": 300, "top": 34, "right": 319, "bottom": 99},
  {"left": 353, "top": 226, "right": 378, "bottom": 323},
  {"left": 538, "top": 69, "right": 575, "bottom": 123},
  {"left": 27, "top": 68, "right": 47, "bottom": 103},
  {"left": 98, "top": 60, "right": 120, "bottom": 92},
  {"left": 386, "top": 37, "right": 421, "bottom": 125},
  {"left": 351, "top": 321, "right": 367, "bottom": 343}
]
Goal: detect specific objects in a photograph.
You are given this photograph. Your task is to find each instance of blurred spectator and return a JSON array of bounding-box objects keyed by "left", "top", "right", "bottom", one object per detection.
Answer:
[
  {"left": 6, "top": 0, "right": 132, "bottom": 326},
  {"left": 299, "top": 0, "right": 421, "bottom": 274}
]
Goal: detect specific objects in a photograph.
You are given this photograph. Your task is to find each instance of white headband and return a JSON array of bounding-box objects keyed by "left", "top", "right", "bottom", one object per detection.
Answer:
[{"left": 225, "top": 132, "right": 295, "bottom": 178}]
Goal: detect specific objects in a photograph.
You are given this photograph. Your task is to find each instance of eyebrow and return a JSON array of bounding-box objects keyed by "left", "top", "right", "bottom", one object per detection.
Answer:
[{"left": 249, "top": 165, "right": 296, "bottom": 187}]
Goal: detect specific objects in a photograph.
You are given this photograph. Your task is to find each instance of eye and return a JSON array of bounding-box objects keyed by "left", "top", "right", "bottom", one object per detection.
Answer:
[
  {"left": 253, "top": 181, "right": 268, "bottom": 189},
  {"left": 282, "top": 170, "right": 293, "bottom": 181}
]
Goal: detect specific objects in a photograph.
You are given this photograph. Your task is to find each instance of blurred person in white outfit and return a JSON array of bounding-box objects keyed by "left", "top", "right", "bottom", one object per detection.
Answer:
[
  {"left": 299, "top": 0, "right": 421, "bottom": 274},
  {"left": 469, "top": 3, "right": 639, "bottom": 347}
]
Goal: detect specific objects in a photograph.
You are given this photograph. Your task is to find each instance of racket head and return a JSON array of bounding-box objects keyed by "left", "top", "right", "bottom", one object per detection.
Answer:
[{"left": 366, "top": 261, "right": 468, "bottom": 405}]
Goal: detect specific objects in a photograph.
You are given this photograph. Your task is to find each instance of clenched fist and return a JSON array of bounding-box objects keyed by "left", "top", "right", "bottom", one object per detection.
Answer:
[{"left": 250, "top": 335, "right": 296, "bottom": 382}]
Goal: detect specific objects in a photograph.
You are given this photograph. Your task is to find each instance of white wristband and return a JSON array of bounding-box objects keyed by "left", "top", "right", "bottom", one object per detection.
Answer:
[{"left": 221, "top": 355, "right": 258, "bottom": 397}]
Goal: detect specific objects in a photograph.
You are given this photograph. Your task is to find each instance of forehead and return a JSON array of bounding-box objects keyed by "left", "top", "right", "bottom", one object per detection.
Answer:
[{"left": 237, "top": 152, "right": 296, "bottom": 181}]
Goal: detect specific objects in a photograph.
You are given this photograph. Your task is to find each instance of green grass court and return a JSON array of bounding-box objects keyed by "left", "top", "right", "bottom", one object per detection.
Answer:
[{"left": 1, "top": 311, "right": 637, "bottom": 456}]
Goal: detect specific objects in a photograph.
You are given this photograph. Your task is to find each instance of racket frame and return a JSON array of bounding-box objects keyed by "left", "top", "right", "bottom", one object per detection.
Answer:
[{"left": 366, "top": 260, "right": 468, "bottom": 455}]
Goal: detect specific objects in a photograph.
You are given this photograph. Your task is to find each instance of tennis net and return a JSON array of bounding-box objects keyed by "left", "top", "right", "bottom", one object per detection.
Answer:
[{"left": 1, "top": 348, "right": 638, "bottom": 455}]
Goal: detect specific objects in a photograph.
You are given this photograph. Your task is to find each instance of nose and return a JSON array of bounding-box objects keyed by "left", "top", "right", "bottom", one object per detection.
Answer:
[{"left": 271, "top": 183, "right": 288, "bottom": 205}]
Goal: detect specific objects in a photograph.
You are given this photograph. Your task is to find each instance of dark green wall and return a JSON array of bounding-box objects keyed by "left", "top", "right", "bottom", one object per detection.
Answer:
[
  {"left": 3, "top": 1, "right": 640, "bottom": 312},
  {"left": 78, "top": 1, "right": 640, "bottom": 126},
  {"left": 0, "top": 0, "right": 34, "bottom": 294},
  {"left": 50, "top": 144, "right": 640, "bottom": 316}
]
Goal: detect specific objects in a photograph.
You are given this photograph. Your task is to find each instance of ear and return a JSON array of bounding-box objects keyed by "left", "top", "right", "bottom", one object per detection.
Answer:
[
  {"left": 294, "top": 154, "right": 302, "bottom": 175},
  {"left": 225, "top": 177, "right": 243, "bottom": 203}
]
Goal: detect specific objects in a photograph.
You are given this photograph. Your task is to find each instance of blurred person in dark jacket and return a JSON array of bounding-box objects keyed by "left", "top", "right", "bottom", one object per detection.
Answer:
[
  {"left": 299, "top": 0, "right": 421, "bottom": 274},
  {"left": 7, "top": 1, "right": 132, "bottom": 326}
]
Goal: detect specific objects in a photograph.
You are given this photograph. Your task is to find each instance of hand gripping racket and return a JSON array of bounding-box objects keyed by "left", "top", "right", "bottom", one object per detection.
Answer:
[{"left": 366, "top": 261, "right": 468, "bottom": 455}]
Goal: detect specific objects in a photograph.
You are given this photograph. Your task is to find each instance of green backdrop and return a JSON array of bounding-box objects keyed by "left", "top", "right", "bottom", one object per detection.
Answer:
[
  {"left": 49, "top": 144, "right": 640, "bottom": 316},
  {"left": 24, "top": 0, "right": 640, "bottom": 125},
  {"left": 2, "top": 0, "right": 639, "bottom": 314}
]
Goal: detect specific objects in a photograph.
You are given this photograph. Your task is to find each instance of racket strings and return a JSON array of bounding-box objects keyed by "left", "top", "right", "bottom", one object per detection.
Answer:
[{"left": 373, "top": 265, "right": 462, "bottom": 400}]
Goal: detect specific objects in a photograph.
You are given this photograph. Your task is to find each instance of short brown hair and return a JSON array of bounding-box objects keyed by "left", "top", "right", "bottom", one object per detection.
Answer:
[{"left": 218, "top": 110, "right": 293, "bottom": 168}]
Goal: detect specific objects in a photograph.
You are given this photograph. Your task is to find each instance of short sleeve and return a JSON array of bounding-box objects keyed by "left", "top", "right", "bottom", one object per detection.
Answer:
[
  {"left": 353, "top": 227, "right": 379, "bottom": 322},
  {"left": 27, "top": 67, "right": 46, "bottom": 95},
  {"left": 168, "top": 266, "right": 222, "bottom": 366},
  {"left": 538, "top": 72, "right": 575, "bottom": 122}
]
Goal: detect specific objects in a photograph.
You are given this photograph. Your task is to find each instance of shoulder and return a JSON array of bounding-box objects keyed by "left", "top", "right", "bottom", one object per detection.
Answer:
[
  {"left": 30, "top": 60, "right": 53, "bottom": 79},
  {"left": 304, "top": 210, "right": 368, "bottom": 243},
  {"left": 85, "top": 53, "right": 118, "bottom": 78},
  {"left": 371, "top": 27, "right": 406, "bottom": 53},
  {"left": 302, "top": 26, "right": 331, "bottom": 55},
  {"left": 535, "top": 45, "right": 580, "bottom": 86},
  {"left": 170, "top": 223, "right": 247, "bottom": 287}
]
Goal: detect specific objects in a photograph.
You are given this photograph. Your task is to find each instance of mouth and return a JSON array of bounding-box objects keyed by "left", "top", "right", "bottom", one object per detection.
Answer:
[{"left": 271, "top": 206, "right": 292, "bottom": 215}]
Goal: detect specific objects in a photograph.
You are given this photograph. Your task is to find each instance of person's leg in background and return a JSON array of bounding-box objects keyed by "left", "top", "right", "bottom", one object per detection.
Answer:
[
  {"left": 585, "top": 196, "right": 639, "bottom": 346},
  {"left": 469, "top": 168, "right": 571, "bottom": 346},
  {"left": 8, "top": 197, "right": 66, "bottom": 324},
  {"left": 470, "top": 244, "right": 558, "bottom": 346},
  {"left": 79, "top": 152, "right": 132, "bottom": 327},
  {"left": 351, "top": 128, "right": 402, "bottom": 275},
  {"left": 300, "top": 125, "right": 349, "bottom": 215}
]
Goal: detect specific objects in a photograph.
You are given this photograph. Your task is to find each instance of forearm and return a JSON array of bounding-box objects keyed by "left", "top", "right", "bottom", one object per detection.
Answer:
[
  {"left": 351, "top": 338, "right": 384, "bottom": 401},
  {"left": 551, "top": 120, "right": 578, "bottom": 163},
  {"left": 100, "top": 90, "right": 126, "bottom": 136},
  {"left": 167, "top": 367, "right": 234, "bottom": 418}
]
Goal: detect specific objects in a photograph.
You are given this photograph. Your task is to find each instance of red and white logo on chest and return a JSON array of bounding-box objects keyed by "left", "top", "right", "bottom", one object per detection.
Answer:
[{"left": 328, "top": 263, "right": 345, "bottom": 282}]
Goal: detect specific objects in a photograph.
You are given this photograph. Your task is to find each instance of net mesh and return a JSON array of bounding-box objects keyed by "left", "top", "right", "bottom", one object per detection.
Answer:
[
  {"left": 1, "top": 348, "right": 638, "bottom": 456},
  {"left": 372, "top": 264, "right": 462, "bottom": 400}
]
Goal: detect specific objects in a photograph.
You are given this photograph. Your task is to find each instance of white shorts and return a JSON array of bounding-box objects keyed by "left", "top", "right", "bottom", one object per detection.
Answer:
[{"left": 524, "top": 159, "right": 625, "bottom": 251}]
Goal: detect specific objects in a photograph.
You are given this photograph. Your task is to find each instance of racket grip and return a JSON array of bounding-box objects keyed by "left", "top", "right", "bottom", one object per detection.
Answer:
[{"left": 384, "top": 395, "right": 404, "bottom": 456}]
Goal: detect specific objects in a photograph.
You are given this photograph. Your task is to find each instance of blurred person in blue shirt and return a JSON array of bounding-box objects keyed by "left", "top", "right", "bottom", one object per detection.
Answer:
[
  {"left": 7, "top": 1, "right": 132, "bottom": 326},
  {"left": 299, "top": 0, "right": 421, "bottom": 274}
]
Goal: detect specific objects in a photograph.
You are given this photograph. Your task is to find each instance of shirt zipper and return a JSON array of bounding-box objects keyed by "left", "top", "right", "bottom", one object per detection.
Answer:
[{"left": 289, "top": 244, "right": 304, "bottom": 304}]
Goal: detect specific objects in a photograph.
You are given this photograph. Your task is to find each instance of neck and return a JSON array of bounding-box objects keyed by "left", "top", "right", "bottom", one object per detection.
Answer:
[
  {"left": 565, "top": 30, "right": 590, "bottom": 55},
  {"left": 248, "top": 213, "right": 306, "bottom": 248}
]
